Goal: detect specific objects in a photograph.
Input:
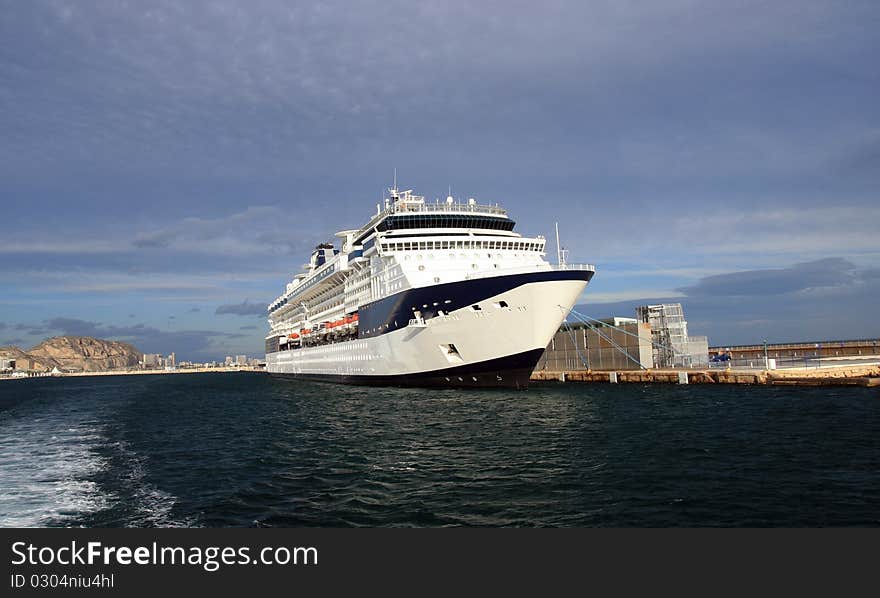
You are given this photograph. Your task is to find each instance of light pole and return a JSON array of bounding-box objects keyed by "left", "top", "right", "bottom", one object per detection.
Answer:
[{"left": 763, "top": 339, "right": 768, "bottom": 369}]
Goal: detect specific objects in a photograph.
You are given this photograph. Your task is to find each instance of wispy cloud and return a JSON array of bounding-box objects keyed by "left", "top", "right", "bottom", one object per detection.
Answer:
[
  {"left": 215, "top": 300, "right": 267, "bottom": 316},
  {"left": 677, "top": 258, "right": 858, "bottom": 297}
]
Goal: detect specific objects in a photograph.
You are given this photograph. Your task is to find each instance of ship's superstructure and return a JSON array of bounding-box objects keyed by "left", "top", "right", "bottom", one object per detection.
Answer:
[{"left": 265, "top": 186, "right": 594, "bottom": 388}]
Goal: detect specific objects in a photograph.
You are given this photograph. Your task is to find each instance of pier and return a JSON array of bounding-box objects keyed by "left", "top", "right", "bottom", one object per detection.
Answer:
[{"left": 531, "top": 363, "right": 880, "bottom": 387}]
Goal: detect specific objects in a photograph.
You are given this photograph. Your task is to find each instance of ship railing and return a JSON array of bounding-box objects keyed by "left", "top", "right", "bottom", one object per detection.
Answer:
[
  {"left": 391, "top": 202, "right": 507, "bottom": 216},
  {"left": 357, "top": 202, "right": 509, "bottom": 236},
  {"left": 464, "top": 263, "right": 595, "bottom": 280},
  {"left": 550, "top": 263, "right": 595, "bottom": 271}
]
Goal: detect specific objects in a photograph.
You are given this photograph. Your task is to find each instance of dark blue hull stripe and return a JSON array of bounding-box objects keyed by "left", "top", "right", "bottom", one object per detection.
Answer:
[
  {"left": 358, "top": 269, "right": 593, "bottom": 339},
  {"left": 268, "top": 348, "right": 546, "bottom": 389}
]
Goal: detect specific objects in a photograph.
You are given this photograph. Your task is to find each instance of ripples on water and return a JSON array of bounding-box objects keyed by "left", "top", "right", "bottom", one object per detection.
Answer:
[{"left": 0, "top": 373, "right": 877, "bottom": 527}]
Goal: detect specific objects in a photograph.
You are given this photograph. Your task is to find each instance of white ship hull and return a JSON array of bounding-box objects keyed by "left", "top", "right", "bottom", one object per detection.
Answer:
[{"left": 266, "top": 272, "right": 590, "bottom": 388}]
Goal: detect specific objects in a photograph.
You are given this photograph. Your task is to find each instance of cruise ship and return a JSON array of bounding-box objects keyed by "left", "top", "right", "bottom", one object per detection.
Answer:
[{"left": 265, "top": 185, "right": 595, "bottom": 388}]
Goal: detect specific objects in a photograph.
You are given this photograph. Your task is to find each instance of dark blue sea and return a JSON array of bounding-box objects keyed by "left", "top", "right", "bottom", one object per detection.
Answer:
[{"left": 1, "top": 372, "right": 877, "bottom": 527}]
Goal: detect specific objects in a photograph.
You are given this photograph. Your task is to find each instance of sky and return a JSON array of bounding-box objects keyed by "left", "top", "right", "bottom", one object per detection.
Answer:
[{"left": 1, "top": 0, "right": 878, "bottom": 360}]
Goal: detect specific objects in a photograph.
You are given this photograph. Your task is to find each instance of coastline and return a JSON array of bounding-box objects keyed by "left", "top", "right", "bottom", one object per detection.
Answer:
[{"left": 0, "top": 366, "right": 264, "bottom": 381}]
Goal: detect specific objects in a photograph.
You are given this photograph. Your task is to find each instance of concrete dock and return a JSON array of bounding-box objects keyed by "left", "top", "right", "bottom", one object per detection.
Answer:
[{"left": 531, "top": 363, "right": 880, "bottom": 387}]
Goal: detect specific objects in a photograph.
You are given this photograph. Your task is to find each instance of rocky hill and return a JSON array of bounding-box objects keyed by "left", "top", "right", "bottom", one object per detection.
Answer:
[
  {"left": 1, "top": 336, "right": 143, "bottom": 372},
  {"left": 0, "top": 345, "right": 61, "bottom": 372}
]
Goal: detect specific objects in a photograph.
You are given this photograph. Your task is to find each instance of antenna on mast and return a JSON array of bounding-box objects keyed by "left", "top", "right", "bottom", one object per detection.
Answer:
[
  {"left": 393, "top": 168, "right": 397, "bottom": 191},
  {"left": 555, "top": 222, "right": 568, "bottom": 267}
]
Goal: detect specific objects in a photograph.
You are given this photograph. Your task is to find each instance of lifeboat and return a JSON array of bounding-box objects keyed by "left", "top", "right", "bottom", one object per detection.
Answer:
[{"left": 289, "top": 332, "right": 300, "bottom": 339}]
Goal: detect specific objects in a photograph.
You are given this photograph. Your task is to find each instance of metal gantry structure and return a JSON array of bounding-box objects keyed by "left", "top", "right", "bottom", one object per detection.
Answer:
[{"left": 555, "top": 306, "right": 692, "bottom": 370}]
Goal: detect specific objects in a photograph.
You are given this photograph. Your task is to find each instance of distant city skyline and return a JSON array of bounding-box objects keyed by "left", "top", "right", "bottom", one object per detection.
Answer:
[{"left": 1, "top": 1, "right": 878, "bottom": 360}]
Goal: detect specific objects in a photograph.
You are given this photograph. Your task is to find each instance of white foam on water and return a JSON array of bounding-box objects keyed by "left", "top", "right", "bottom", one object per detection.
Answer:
[
  {"left": 0, "top": 413, "right": 113, "bottom": 527},
  {"left": 107, "top": 440, "right": 198, "bottom": 528}
]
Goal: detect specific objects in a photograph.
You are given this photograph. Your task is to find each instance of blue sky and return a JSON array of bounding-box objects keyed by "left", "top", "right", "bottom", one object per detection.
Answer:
[{"left": 1, "top": 0, "right": 878, "bottom": 360}]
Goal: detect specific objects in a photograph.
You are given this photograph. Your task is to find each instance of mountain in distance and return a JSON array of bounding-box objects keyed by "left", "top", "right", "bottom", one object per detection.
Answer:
[{"left": 0, "top": 336, "right": 143, "bottom": 372}]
